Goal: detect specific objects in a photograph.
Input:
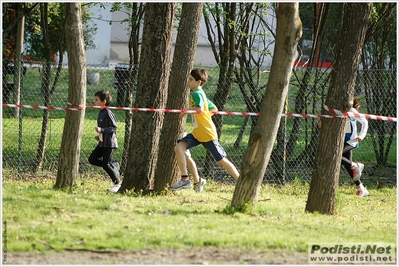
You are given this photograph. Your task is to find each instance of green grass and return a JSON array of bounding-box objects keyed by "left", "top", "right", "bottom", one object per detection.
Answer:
[{"left": 2, "top": 176, "right": 396, "bottom": 253}]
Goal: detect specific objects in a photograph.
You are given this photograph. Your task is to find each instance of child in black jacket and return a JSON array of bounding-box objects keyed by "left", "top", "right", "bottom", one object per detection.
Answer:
[{"left": 88, "top": 90, "right": 121, "bottom": 192}]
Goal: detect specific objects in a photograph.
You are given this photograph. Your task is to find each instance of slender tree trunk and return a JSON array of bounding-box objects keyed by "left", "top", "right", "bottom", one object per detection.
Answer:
[
  {"left": 120, "top": 3, "right": 175, "bottom": 193},
  {"left": 275, "top": 98, "right": 288, "bottom": 184},
  {"left": 35, "top": 3, "right": 52, "bottom": 172},
  {"left": 231, "top": 3, "right": 302, "bottom": 210},
  {"left": 55, "top": 3, "right": 86, "bottom": 188},
  {"left": 234, "top": 116, "right": 249, "bottom": 149},
  {"left": 35, "top": 15, "right": 66, "bottom": 173},
  {"left": 305, "top": 3, "right": 372, "bottom": 214},
  {"left": 13, "top": 3, "right": 25, "bottom": 119}
]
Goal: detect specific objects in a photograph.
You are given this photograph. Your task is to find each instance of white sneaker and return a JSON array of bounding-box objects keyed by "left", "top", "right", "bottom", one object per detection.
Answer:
[
  {"left": 352, "top": 162, "right": 364, "bottom": 181},
  {"left": 356, "top": 187, "right": 369, "bottom": 197},
  {"left": 108, "top": 183, "right": 121, "bottom": 193},
  {"left": 194, "top": 178, "right": 206, "bottom": 193}
]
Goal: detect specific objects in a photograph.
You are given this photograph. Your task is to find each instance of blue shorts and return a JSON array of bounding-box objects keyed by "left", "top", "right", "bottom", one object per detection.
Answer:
[{"left": 178, "top": 133, "right": 226, "bottom": 162}]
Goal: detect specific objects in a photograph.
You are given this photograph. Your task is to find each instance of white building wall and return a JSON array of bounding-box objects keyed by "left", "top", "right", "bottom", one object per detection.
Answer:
[
  {"left": 62, "top": 3, "right": 112, "bottom": 66},
  {"left": 109, "top": 9, "right": 133, "bottom": 64},
  {"left": 85, "top": 3, "right": 112, "bottom": 65}
]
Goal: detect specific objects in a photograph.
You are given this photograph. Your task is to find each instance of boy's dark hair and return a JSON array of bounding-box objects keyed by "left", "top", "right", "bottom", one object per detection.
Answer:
[
  {"left": 95, "top": 90, "right": 112, "bottom": 106},
  {"left": 190, "top": 69, "right": 208, "bottom": 86}
]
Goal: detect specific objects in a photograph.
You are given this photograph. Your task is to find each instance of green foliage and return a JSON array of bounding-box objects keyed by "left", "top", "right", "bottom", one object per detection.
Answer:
[
  {"left": 2, "top": 177, "right": 396, "bottom": 252},
  {"left": 365, "top": 3, "right": 396, "bottom": 68},
  {"left": 21, "top": 3, "right": 97, "bottom": 61}
]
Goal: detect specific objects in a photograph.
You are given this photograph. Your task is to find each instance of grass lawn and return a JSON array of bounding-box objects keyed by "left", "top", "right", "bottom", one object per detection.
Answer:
[{"left": 2, "top": 174, "right": 396, "bottom": 257}]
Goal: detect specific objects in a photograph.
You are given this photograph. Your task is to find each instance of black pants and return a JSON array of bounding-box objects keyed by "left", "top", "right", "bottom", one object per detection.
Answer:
[
  {"left": 89, "top": 146, "right": 120, "bottom": 184},
  {"left": 341, "top": 143, "right": 355, "bottom": 178}
]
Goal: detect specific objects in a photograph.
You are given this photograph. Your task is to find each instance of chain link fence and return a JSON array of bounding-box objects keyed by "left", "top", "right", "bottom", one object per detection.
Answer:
[{"left": 2, "top": 61, "right": 397, "bottom": 185}]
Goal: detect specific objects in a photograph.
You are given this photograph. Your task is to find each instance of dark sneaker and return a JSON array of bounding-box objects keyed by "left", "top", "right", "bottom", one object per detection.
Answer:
[
  {"left": 194, "top": 178, "right": 206, "bottom": 193},
  {"left": 170, "top": 179, "right": 192, "bottom": 190}
]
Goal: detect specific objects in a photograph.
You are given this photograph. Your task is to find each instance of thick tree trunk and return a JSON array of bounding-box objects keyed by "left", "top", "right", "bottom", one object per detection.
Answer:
[
  {"left": 55, "top": 3, "right": 86, "bottom": 188},
  {"left": 231, "top": 3, "right": 302, "bottom": 210},
  {"left": 120, "top": 3, "right": 175, "bottom": 193},
  {"left": 305, "top": 3, "right": 372, "bottom": 214},
  {"left": 153, "top": 3, "right": 203, "bottom": 192}
]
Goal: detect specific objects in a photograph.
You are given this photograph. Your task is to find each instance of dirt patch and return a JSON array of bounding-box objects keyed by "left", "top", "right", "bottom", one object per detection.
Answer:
[{"left": 4, "top": 247, "right": 309, "bottom": 265}]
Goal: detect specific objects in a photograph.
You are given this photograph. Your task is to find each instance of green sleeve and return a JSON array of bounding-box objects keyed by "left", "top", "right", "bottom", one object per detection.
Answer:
[{"left": 207, "top": 99, "right": 217, "bottom": 110}]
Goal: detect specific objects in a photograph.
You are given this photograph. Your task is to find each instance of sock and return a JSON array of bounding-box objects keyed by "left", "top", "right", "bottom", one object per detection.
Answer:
[
  {"left": 358, "top": 183, "right": 365, "bottom": 190},
  {"left": 181, "top": 175, "right": 189, "bottom": 181}
]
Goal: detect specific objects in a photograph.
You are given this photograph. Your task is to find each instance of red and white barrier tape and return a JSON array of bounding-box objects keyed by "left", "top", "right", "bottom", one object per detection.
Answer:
[
  {"left": 323, "top": 104, "right": 396, "bottom": 122},
  {"left": 2, "top": 103, "right": 397, "bottom": 122},
  {"left": 2, "top": 103, "right": 83, "bottom": 111},
  {"left": 86, "top": 105, "right": 261, "bottom": 116}
]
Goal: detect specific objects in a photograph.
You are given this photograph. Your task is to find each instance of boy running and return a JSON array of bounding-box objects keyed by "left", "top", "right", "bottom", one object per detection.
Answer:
[
  {"left": 88, "top": 90, "right": 121, "bottom": 193},
  {"left": 170, "top": 69, "right": 239, "bottom": 191}
]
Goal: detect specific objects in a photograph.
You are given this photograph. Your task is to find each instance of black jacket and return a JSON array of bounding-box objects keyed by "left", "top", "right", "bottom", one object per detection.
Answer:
[{"left": 97, "top": 108, "right": 118, "bottom": 148}]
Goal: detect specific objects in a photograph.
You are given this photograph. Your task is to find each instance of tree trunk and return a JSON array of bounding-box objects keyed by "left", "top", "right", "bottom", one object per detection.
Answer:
[
  {"left": 153, "top": 3, "right": 203, "bottom": 192},
  {"left": 231, "top": 3, "right": 302, "bottom": 210},
  {"left": 234, "top": 116, "right": 249, "bottom": 149},
  {"left": 120, "top": 3, "right": 175, "bottom": 193},
  {"left": 13, "top": 3, "right": 25, "bottom": 119},
  {"left": 35, "top": 3, "right": 52, "bottom": 172},
  {"left": 305, "top": 3, "right": 372, "bottom": 215},
  {"left": 55, "top": 3, "right": 86, "bottom": 188},
  {"left": 275, "top": 98, "right": 288, "bottom": 184}
]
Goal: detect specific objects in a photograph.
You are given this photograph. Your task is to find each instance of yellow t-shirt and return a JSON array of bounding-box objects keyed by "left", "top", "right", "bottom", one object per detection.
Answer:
[{"left": 190, "top": 88, "right": 218, "bottom": 142}]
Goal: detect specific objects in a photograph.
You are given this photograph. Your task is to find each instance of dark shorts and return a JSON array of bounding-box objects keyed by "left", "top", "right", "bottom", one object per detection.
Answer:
[{"left": 178, "top": 133, "right": 226, "bottom": 162}]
